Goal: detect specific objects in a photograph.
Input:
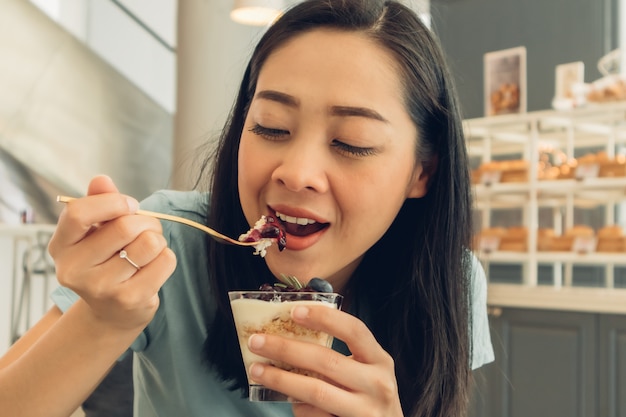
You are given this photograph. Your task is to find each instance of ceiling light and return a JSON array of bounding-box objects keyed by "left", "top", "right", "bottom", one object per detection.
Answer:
[{"left": 230, "top": 0, "right": 285, "bottom": 26}]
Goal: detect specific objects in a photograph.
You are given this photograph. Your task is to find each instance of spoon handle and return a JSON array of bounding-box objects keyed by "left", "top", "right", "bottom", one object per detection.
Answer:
[{"left": 56, "top": 195, "right": 259, "bottom": 247}]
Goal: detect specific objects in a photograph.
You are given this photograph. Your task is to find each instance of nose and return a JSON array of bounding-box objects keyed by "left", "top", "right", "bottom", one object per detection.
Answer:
[{"left": 270, "top": 138, "right": 330, "bottom": 193}]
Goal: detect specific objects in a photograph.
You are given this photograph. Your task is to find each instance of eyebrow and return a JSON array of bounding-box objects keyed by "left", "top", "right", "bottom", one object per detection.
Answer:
[
  {"left": 331, "top": 105, "right": 388, "bottom": 123},
  {"left": 255, "top": 90, "right": 389, "bottom": 123},
  {"left": 255, "top": 90, "right": 299, "bottom": 107}
]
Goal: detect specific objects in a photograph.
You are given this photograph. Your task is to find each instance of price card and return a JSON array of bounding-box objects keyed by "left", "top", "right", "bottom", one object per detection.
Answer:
[
  {"left": 571, "top": 236, "right": 596, "bottom": 254},
  {"left": 480, "top": 170, "right": 502, "bottom": 185},
  {"left": 575, "top": 163, "right": 600, "bottom": 180},
  {"left": 479, "top": 235, "right": 501, "bottom": 253}
]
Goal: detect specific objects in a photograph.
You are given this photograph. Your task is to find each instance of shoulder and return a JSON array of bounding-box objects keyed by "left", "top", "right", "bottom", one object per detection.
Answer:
[
  {"left": 468, "top": 252, "right": 487, "bottom": 301},
  {"left": 134, "top": 191, "right": 213, "bottom": 349},
  {"left": 467, "top": 252, "right": 495, "bottom": 369},
  {"left": 139, "top": 189, "right": 211, "bottom": 256}
]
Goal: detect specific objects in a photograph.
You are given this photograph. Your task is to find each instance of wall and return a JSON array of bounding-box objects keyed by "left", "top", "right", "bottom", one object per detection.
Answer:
[
  {"left": 31, "top": 0, "right": 177, "bottom": 113},
  {"left": 431, "top": 0, "right": 618, "bottom": 119},
  {"left": 0, "top": 0, "right": 175, "bottom": 353},
  {"left": 0, "top": 0, "right": 174, "bottom": 225}
]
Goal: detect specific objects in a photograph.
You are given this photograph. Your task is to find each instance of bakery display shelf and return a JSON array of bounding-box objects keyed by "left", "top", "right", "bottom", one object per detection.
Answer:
[
  {"left": 474, "top": 180, "right": 626, "bottom": 210},
  {"left": 475, "top": 177, "right": 626, "bottom": 196},
  {"left": 465, "top": 101, "right": 626, "bottom": 159},
  {"left": 536, "top": 177, "right": 626, "bottom": 193},
  {"left": 474, "top": 181, "right": 531, "bottom": 196},
  {"left": 474, "top": 195, "right": 530, "bottom": 210},
  {"left": 474, "top": 179, "right": 626, "bottom": 209},
  {"left": 468, "top": 102, "right": 626, "bottom": 291},
  {"left": 468, "top": 127, "right": 626, "bottom": 159},
  {"left": 474, "top": 190, "right": 626, "bottom": 210},
  {"left": 487, "top": 283, "right": 626, "bottom": 315},
  {"left": 464, "top": 101, "right": 626, "bottom": 134},
  {"left": 479, "top": 250, "right": 626, "bottom": 266}
]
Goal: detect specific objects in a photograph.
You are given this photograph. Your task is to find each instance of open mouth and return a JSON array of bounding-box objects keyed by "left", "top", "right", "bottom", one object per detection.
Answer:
[{"left": 275, "top": 211, "right": 329, "bottom": 237}]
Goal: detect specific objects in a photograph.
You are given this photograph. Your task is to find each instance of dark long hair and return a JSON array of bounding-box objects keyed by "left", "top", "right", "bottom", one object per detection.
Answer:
[{"left": 201, "top": 1, "right": 474, "bottom": 416}]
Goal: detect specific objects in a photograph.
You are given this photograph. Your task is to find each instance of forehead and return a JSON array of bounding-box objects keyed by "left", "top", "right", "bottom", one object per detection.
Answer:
[
  {"left": 263, "top": 28, "right": 398, "bottom": 74},
  {"left": 255, "top": 28, "right": 405, "bottom": 108}
]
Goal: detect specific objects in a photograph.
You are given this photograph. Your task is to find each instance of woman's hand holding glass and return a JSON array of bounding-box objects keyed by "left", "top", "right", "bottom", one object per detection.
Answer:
[
  {"left": 246, "top": 305, "right": 404, "bottom": 417},
  {"left": 48, "top": 175, "right": 177, "bottom": 332}
]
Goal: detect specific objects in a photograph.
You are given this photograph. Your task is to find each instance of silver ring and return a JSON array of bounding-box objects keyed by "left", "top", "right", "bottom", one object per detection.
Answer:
[{"left": 119, "top": 249, "right": 140, "bottom": 270}]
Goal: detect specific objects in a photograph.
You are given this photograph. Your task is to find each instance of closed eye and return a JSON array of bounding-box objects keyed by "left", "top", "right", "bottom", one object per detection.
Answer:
[
  {"left": 331, "top": 140, "right": 377, "bottom": 157},
  {"left": 249, "top": 124, "right": 289, "bottom": 140}
]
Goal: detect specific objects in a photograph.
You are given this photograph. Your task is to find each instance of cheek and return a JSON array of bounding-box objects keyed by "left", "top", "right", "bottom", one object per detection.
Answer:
[
  {"left": 337, "top": 170, "right": 409, "bottom": 228},
  {"left": 238, "top": 135, "right": 278, "bottom": 209},
  {"left": 238, "top": 135, "right": 265, "bottom": 179}
]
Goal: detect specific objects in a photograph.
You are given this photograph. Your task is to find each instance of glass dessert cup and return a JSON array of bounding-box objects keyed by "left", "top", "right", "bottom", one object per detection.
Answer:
[{"left": 228, "top": 290, "right": 343, "bottom": 402}]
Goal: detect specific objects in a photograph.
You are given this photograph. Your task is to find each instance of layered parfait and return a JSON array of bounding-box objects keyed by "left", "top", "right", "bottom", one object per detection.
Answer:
[{"left": 229, "top": 277, "right": 342, "bottom": 402}]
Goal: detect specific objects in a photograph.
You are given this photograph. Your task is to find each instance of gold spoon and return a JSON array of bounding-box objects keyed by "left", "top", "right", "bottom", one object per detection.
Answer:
[{"left": 56, "top": 195, "right": 267, "bottom": 247}]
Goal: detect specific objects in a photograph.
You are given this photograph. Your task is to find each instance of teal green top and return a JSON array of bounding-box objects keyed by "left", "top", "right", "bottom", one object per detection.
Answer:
[{"left": 52, "top": 190, "right": 494, "bottom": 417}]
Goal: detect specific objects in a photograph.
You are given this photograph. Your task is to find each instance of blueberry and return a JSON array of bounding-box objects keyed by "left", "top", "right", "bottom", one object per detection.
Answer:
[
  {"left": 306, "top": 277, "right": 333, "bottom": 293},
  {"left": 277, "top": 231, "right": 287, "bottom": 251},
  {"left": 259, "top": 225, "right": 280, "bottom": 239}
]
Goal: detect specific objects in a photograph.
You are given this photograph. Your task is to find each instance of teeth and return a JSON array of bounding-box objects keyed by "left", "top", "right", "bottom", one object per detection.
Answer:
[{"left": 275, "top": 211, "right": 316, "bottom": 225}]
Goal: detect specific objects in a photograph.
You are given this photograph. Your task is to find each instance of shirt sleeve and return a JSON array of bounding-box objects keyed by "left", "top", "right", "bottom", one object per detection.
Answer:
[
  {"left": 470, "top": 254, "right": 495, "bottom": 369},
  {"left": 50, "top": 285, "right": 79, "bottom": 313},
  {"left": 50, "top": 286, "right": 148, "bottom": 355}
]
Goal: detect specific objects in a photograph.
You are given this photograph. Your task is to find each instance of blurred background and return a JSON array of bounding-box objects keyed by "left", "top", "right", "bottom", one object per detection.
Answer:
[
  {"left": 1, "top": 0, "right": 264, "bottom": 224},
  {"left": 1, "top": 2, "right": 623, "bottom": 417},
  {"left": 0, "top": 0, "right": 616, "bottom": 225}
]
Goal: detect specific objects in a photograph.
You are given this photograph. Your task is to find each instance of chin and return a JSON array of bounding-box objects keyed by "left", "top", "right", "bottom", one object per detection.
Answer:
[{"left": 265, "top": 255, "right": 318, "bottom": 282}]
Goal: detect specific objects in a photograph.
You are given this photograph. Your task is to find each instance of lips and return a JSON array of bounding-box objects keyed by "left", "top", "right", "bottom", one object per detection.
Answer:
[{"left": 275, "top": 210, "right": 329, "bottom": 237}]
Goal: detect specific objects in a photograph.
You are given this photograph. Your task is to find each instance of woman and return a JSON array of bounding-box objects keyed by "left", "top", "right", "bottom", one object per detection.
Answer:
[{"left": 0, "top": 1, "right": 493, "bottom": 416}]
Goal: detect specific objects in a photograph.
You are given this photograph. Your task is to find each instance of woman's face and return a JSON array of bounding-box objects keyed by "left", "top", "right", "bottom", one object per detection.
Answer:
[{"left": 238, "top": 29, "right": 429, "bottom": 291}]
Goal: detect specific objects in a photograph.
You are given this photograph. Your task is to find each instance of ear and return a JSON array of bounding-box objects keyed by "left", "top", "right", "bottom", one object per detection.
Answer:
[{"left": 407, "top": 156, "right": 438, "bottom": 199}]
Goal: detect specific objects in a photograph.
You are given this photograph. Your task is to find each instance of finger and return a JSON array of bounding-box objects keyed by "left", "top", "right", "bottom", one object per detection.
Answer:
[
  {"left": 114, "top": 246, "right": 177, "bottom": 307},
  {"left": 51, "top": 214, "right": 163, "bottom": 281},
  {"left": 87, "top": 174, "right": 119, "bottom": 195},
  {"left": 248, "top": 361, "right": 351, "bottom": 416},
  {"left": 56, "top": 229, "right": 170, "bottom": 298},
  {"left": 50, "top": 193, "right": 140, "bottom": 251},
  {"left": 291, "top": 306, "right": 390, "bottom": 365},
  {"left": 81, "top": 237, "right": 175, "bottom": 301},
  {"left": 75, "top": 214, "right": 163, "bottom": 266},
  {"left": 292, "top": 402, "right": 335, "bottom": 417},
  {"left": 248, "top": 333, "right": 367, "bottom": 392},
  {"left": 250, "top": 332, "right": 400, "bottom": 416},
  {"left": 77, "top": 246, "right": 176, "bottom": 331},
  {"left": 110, "top": 230, "right": 169, "bottom": 277}
]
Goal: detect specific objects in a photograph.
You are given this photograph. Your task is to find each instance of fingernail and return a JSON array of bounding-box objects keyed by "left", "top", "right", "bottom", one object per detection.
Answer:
[
  {"left": 291, "top": 306, "right": 309, "bottom": 320},
  {"left": 126, "top": 197, "right": 139, "bottom": 213},
  {"left": 248, "top": 334, "right": 265, "bottom": 350},
  {"left": 249, "top": 363, "right": 264, "bottom": 378}
]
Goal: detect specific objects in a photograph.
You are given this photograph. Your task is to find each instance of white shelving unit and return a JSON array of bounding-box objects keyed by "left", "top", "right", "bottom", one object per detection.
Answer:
[{"left": 466, "top": 101, "right": 626, "bottom": 289}]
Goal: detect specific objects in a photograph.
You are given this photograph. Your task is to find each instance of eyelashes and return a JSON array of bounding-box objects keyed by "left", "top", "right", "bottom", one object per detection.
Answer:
[
  {"left": 330, "top": 141, "right": 377, "bottom": 157},
  {"left": 248, "top": 124, "right": 288, "bottom": 139},
  {"left": 248, "top": 123, "right": 377, "bottom": 158}
]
